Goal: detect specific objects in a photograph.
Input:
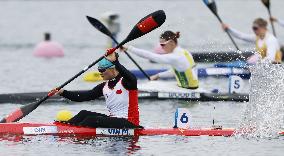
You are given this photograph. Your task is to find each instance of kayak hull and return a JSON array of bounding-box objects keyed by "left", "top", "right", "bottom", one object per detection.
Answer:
[
  {"left": 84, "top": 67, "right": 251, "bottom": 82},
  {"left": 0, "top": 122, "right": 235, "bottom": 136},
  {"left": 1, "top": 122, "right": 283, "bottom": 137}
]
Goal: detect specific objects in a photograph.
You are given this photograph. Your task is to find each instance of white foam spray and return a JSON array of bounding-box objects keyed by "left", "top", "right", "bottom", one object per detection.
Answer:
[{"left": 235, "top": 60, "right": 284, "bottom": 139}]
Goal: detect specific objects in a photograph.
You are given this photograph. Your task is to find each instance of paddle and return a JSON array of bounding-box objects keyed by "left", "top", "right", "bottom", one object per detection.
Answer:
[
  {"left": 86, "top": 16, "right": 151, "bottom": 80},
  {"left": 261, "top": 0, "right": 276, "bottom": 36},
  {"left": 0, "top": 10, "right": 166, "bottom": 123},
  {"left": 203, "top": 0, "right": 240, "bottom": 51}
]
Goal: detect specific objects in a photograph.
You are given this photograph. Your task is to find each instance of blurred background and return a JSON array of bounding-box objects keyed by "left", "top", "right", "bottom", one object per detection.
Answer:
[
  {"left": 0, "top": 1, "right": 284, "bottom": 156},
  {"left": 0, "top": 0, "right": 283, "bottom": 94}
]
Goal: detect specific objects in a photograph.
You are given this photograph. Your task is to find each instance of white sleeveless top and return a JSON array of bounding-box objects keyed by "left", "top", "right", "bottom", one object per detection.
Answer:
[{"left": 103, "top": 78, "right": 129, "bottom": 118}]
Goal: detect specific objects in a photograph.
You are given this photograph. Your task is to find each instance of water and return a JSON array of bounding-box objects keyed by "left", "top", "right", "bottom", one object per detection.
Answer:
[
  {"left": 236, "top": 62, "right": 284, "bottom": 139},
  {"left": 0, "top": 101, "right": 256, "bottom": 156},
  {"left": 0, "top": 0, "right": 284, "bottom": 155}
]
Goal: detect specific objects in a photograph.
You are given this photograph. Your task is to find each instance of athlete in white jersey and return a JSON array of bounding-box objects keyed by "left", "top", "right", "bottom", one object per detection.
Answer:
[
  {"left": 55, "top": 51, "right": 142, "bottom": 128},
  {"left": 270, "top": 17, "right": 284, "bottom": 60},
  {"left": 222, "top": 18, "right": 282, "bottom": 63},
  {"left": 124, "top": 31, "right": 199, "bottom": 89}
]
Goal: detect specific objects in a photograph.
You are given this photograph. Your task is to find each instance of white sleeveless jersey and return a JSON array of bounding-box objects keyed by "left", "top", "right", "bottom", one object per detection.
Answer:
[{"left": 103, "top": 78, "right": 129, "bottom": 118}]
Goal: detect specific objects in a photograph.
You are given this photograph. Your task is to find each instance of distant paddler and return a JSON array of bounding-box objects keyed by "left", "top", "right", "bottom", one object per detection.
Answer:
[
  {"left": 270, "top": 16, "right": 284, "bottom": 60},
  {"left": 221, "top": 18, "right": 282, "bottom": 64},
  {"left": 123, "top": 31, "right": 199, "bottom": 89},
  {"left": 52, "top": 51, "right": 142, "bottom": 128}
]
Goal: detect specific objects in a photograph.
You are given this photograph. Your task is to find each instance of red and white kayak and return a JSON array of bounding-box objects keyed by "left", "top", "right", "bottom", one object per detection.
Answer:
[
  {"left": 1, "top": 122, "right": 283, "bottom": 137},
  {"left": 0, "top": 122, "right": 235, "bottom": 136}
]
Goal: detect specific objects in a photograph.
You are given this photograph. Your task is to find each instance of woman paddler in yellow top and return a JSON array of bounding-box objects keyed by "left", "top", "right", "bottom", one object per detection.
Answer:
[
  {"left": 222, "top": 18, "right": 282, "bottom": 64},
  {"left": 123, "top": 30, "right": 199, "bottom": 89}
]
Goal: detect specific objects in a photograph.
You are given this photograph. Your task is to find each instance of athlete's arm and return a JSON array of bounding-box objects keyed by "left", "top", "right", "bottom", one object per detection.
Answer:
[
  {"left": 112, "top": 59, "right": 137, "bottom": 90},
  {"left": 158, "top": 69, "right": 175, "bottom": 79},
  {"left": 127, "top": 46, "right": 177, "bottom": 64},
  {"left": 60, "top": 82, "right": 105, "bottom": 102},
  {"left": 227, "top": 27, "right": 256, "bottom": 43},
  {"left": 277, "top": 19, "right": 284, "bottom": 27}
]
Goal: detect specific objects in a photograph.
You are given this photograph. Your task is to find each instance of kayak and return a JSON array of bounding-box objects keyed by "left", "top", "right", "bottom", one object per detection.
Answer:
[
  {"left": 0, "top": 80, "right": 249, "bottom": 104},
  {"left": 0, "top": 122, "right": 235, "bottom": 136},
  {"left": 137, "top": 80, "right": 247, "bottom": 101},
  {"left": 214, "top": 60, "right": 248, "bottom": 68},
  {"left": 83, "top": 67, "right": 251, "bottom": 82},
  {"left": 138, "top": 80, "right": 207, "bottom": 98},
  {"left": 0, "top": 122, "right": 283, "bottom": 137},
  {"left": 0, "top": 91, "right": 249, "bottom": 103}
]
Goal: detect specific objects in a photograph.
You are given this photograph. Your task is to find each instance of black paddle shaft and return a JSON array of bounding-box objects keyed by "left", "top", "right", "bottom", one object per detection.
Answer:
[
  {"left": 111, "top": 36, "right": 151, "bottom": 80},
  {"left": 0, "top": 56, "right": 104, "bottom": 123},
  {"left": 0, "top": 10, "right": 166, "bottom": 123},
  {"left": 86, "top": 16, "right": 151, "bottom": 80},
  {"left": 216, "top": 16, "right": 240, "bottom": 51},
  {"left": 261, "top": 0, "right": 276, "bottom": 37},
  {"left": 204, "top": 0, "right": 240, "bottom": 51},
  {"left": 268, "top": 9, "right": 277, "bottom": 37}
]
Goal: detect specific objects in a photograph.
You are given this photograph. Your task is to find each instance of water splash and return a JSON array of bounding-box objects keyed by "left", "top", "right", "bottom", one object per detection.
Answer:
[{"left": 235, "top": 60, "right": 284, "bottom": 139}]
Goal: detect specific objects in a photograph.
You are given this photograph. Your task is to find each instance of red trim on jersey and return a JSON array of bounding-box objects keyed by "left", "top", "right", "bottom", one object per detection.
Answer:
[{"left": 128, "top": 90, "right": 139, "bottom": 126}]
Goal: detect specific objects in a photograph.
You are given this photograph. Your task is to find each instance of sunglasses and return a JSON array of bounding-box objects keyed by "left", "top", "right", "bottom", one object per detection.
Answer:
[
  {"left": 252, "top": 26, "right": 259, "bottom": 31},
  {"left": 160, "top": 40, "right": 171, "bottom": 47},
  {"left": 98, "top": 68, "right": 107, "bottom": 73}
]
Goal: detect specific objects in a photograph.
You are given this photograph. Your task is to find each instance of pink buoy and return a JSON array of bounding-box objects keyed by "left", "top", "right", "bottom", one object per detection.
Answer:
[{"left": 33, "top": 33, "right": 64, "bottom": 58}]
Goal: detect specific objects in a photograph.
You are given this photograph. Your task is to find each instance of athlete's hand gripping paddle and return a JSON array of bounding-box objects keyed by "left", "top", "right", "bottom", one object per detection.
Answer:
[
  {"left": 86, "top": 16, "right": 152, "bottom": 80},
  {"left": 0, "top": 10, "right": 166, "bottom": 123}
]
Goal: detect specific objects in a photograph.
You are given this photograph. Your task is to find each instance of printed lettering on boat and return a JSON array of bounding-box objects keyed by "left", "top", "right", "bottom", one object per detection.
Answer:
[
  {"left": 23, "top": 126, "right": 58, "bottom": 134},
  {"left": 158, "top": 92, "right": 200, "bottom": 99},
  {"left": 58, "top": 129, "right": 74, "bottom": 134},
  {"left": 138, "top": 92, "right": 151, "bottom": 97},
  {"left": 96, "top": 128, "right": 134, "bottom": 136}
]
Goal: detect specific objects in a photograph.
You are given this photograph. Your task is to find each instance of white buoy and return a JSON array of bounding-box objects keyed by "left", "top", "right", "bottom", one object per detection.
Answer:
[
  {"left": 174, "top": 108, "right": 191, "bottom": 129},
  {"left": 228, "top": 75, "right": 244, "bottom": 94}
]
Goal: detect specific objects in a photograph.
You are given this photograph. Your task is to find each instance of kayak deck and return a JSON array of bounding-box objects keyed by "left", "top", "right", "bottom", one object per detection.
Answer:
[
  {"left": 0, "top": 122, "right": 235, "bottom": 136},
  {"left": 1, "top": 122, "right": 283, "bottom": 137}
]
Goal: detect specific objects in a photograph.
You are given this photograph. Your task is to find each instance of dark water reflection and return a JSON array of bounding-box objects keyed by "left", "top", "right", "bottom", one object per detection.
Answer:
[{"left": 0, "top": 134, "right": 141, "bottom": 156}]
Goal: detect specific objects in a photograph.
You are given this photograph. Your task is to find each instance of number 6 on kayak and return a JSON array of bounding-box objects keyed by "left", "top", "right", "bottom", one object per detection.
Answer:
[{"left": 174, "top": 108, "right": 191, "bottom": 129}]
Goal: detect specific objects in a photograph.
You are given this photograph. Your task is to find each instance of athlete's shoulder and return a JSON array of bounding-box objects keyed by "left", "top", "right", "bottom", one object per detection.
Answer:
[
  {"left": 267, "top": 33, "right": 280, "bottom": 45},
  {"left": 175, "top": 46, "right": 187, "bottom": 52}
]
